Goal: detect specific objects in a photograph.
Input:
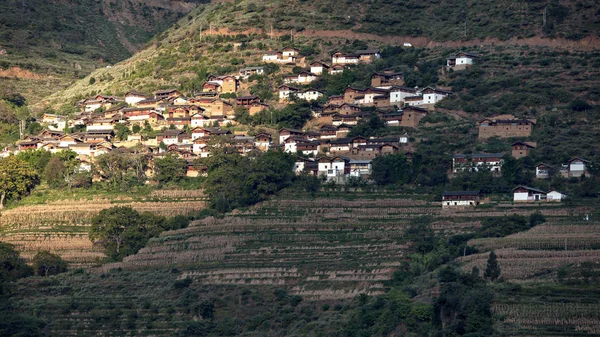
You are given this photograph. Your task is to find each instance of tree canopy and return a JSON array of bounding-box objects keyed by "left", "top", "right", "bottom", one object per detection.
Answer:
[
  {"left": 204, "top": 150, "right": 295, "bottom": 212},
  {"left": 89, "top": 206, "right": 189, "bottom": 261},
  {"left": 0, "top": 156, "right": 39, "bottom": 208}
]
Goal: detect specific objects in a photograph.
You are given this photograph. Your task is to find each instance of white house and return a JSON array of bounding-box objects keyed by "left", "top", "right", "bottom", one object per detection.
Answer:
[
  {"left": 329, "top": 157, "right": 349, "bottom": 177},
  {"left": 447, "top": 52, "right": 479, "bottom": 69},
  {"left": 547, "top": 190, "right": 566, "bottom": 202},
  {"left": 262, "top": 52, "right": 280, "bottom": 62},
  {"left": 389, "top": 87, "right": 418, "bottom": 104},
  {"left": 330, "top": 65, "right": 345, "bottom": 75},
  {"left": 513, "top": 185, "right": 547, "bottom": 202},
  {"left": 239, "top": 66, "right": 265, "bottom": 79},
  {"left": 567, "top": 158, "right": 588, "bottom": 178},
  {"left": 442, "top": 191, "right": 483, "bottom": 208},
  {"left": 296, "top": 89, "right": 324, "bottom": 101},
  {"left": 310, "top": 61, "right": 330, "bottom": 75},
  {"left": 452, "top": 153, "right": 504, "bottom": 173},
  {"left": 421, "top": 87, "right": 451, "bottom": 106},
  {"left": 331, "top": 52, "right": 359, "bottom": 65},
  {"left": 535, "top": 163, "right": 553, "bottom": 179},
  {"left": 125, "top": 91, "right": 149, "bottom": 105},
  {"left": 278, "top": 85, "right": 300, "bottom": 102}
]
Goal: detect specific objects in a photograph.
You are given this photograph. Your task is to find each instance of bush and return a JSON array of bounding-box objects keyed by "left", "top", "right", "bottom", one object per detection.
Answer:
[
  {"left": 32, "top": 251, "right": 67, "bottom": 277},
  {"left": 173, "top": 277, "right": 193, "bottom": 289}
]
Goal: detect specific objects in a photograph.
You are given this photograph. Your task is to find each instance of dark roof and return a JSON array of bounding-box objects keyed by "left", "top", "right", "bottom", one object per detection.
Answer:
[
  {"left": 453, "top": 153, "right": 504, "bottom": 159},
  {"left": 511, "top": 141, "right": 536, "bottom": 148},
  {"left": 568, "top": 157, "right": 589, "bottom": 163},
  {"left": 154, "top": 89, "right": 179, "bottom": 95},
  {"left": 443, "top": 191, "right": 481, "bottom": 197},
  {"left": 358, "top": 144, "right": 397, "bottom": 149},
  {"left": 481, "top": 118, "right": 535, "bottom": 125},
  {"left": 126, "top": 90, "right": 149, "bottom": 96},
  {"left": 236, "top": 95, "right": 259, "bottom": 100},
  {"left": 513, "top": 185, "right": 546, "bottom": 194},
  {"left": 355, "top": 49, "right": 380, "bottom": 55},
  {"left": 329, "top": 137, "right": 355, "bottom": 145}
]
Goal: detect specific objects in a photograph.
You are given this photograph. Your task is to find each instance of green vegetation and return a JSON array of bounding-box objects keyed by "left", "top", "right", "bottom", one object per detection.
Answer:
[
  {"left": 31, "top": 251, "right": 68, "bottom": 277},
  {"left": 204, "top": 149, "right": 295, "bottom": 212},
  {"left": 484, "top": 251, "right": 501, "bottom": 281},
  {"left": 90, "top": 206, "right": 190, "bottom": 261},
  {"left": 0, "top": 156, "right": 39, "bottom": 208}
]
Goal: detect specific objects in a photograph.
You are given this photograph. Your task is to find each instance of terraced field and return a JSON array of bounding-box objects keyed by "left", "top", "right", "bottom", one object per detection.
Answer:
[
  {"left": 0, "top": 190, "right": 206, "bottom": 267},
  {"left": 457, "top": 205, "right": 600, "bottom": 336},
  {"left": 5, "top": 190, "right": 600, "bottom": 336},
  {"left": 96, "top": 194, "right": 587, "bottom": 301}
]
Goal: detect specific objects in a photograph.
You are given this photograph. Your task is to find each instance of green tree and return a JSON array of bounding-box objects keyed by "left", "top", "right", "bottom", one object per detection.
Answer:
[
  {"left": 132, "top": 124, "right": 141, "bottom": 134},
  {"left": 204, "top": 150, "right": 294, "bottom": 212},
  {"left": 89, "top": 207, "right": 184, "bottom": 261},
  {"left": 114, "top": 123, "right": 131, "bottom": 141},
  {"left": 154, "top": 154, "right": 187, "bottom": 184},
  {"left": 16, "top": 149, "right": 52, "bottom": 173},
  {"left": 31, "top": 251, "right": 68, "bottom": 277},
  {"left": 484, "top": 250, "right": 501, "bottom": 281},
  {"left": 0, "top": 156, "right": 39, "bottom": 208},
  {"left": 371, "top": 153, "right": 411, "bottom": 185},
  {"left": 405, "top": 217, "right": 436, "bottom": 255},
  {"left": 0, "top": 243, "right": 33, "bottom": 294},
  {"left": 90, "top": 206, "right": 139, "bottom": 260}
]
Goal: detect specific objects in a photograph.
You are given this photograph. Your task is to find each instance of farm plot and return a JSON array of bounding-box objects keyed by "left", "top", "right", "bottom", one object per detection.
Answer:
[
  {"left": 100, "top": 196, "right": 506, "bottom": 299},
  {"left": 0, "top": 196, "right": 206, "bottom": 266}
]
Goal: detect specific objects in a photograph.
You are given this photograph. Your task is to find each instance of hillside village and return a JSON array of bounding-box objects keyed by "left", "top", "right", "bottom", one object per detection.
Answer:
[
  {"left": 1, "top": 1, "right": 600, "bottom": 336},
  {"left": 3, "top": 47, "right": 592, "bottom": 205}
]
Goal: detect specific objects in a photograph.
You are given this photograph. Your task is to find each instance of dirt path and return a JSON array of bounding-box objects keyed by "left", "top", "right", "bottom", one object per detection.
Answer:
[{"left": 203, "top": 27, "right": 600, "bottom": 50}]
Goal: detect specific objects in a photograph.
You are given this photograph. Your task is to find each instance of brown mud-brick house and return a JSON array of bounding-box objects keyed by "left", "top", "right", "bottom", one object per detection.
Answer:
[
  {"left": 166, "top": 117, "right": 191, "bottom": 128},
  {"left": 254, "top": 133, "right": 272, "bottom": 151},
  {"left": 337, "top": 103, "right": 362, "bottom": 116},
  {"left": 328, "top": 95, "right": 344, "bottom": 105},
  {"left": 478, "top": 115, "right": 535, "bottom": 139},
  {"left": 371, "top": 71, "right": 404, "bottom": 88},
  {"left": 248, "top": 102, "right": 269, "bottom": 116},
  {"left": 400, "top": 106, "right": 428, "bottom": 128},
  {"left": 195, "top": 98, "right": 233, "bottom": 117},
  {"left": 319, "top": 125, "right": 338, "bottom": 139},
  {"left": 154, "top": 89, "right": 181, "bottom": 100},
  {"left": 442, "top": 191, "right": 484, "bottom": 208},
  {"left": 343, "top": 87, "right": 364, "bottom": 104},
  {"left": 356, "top": 50, "right": 381, "bottom": 63},
  {"left": 511, "top": 141, "right": 536, "bottom": 159},
  {"left": 204, "top": 75, "right": 238, "bottom": 93},
  {"left": 235, "top": 95, "right": 261, "bottom": 107}
]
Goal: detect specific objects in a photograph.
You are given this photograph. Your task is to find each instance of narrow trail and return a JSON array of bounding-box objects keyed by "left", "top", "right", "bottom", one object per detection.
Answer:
[{"left": 202, "top": 27, "right": 600, "bottom": 50}]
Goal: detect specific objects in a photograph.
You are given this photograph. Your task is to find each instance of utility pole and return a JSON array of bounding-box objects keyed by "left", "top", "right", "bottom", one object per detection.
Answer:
[{"left": 543, "top": 6, "right": 547, "bottom": 27}]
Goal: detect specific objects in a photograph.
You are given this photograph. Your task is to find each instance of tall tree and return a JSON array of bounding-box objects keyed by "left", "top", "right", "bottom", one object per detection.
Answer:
[
  {"left": 0, "top": 156, "right": 39, "bottom": 208},
  {"left": 90, "top": 206, "right": 140, "bottom": 260},
  {"left": 484, "top": 250, "right": 501, "bottom": 281},
  {"left": 371, "top": 153, "right": 411, "bottom": 185},
  {"left": 154, "top": 154, "right": 187, "bottom": 184}
]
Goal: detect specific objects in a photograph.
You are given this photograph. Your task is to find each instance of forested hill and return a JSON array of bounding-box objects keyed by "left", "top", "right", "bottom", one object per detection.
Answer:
[
  {"left": 0, "top": 0, "right": 206, "bottom": 72},
  {"left": 208, "top": 0, "right": 599, "bottom": 41}
]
